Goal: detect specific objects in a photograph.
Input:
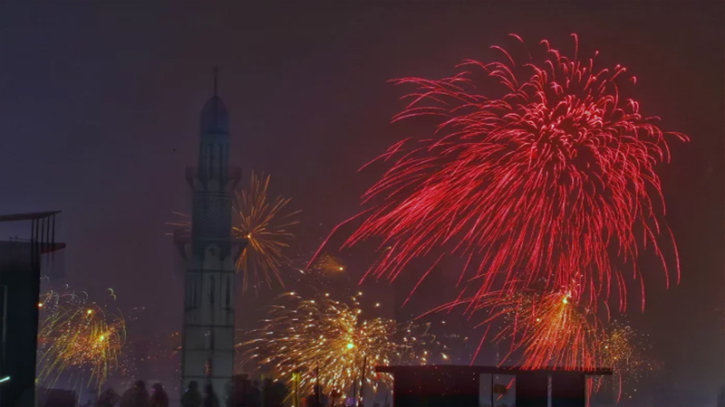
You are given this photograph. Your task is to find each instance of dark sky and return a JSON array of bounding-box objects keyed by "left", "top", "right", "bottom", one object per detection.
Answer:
[{"left": 1, "top": 1, "right": 723, "bottom": 403}]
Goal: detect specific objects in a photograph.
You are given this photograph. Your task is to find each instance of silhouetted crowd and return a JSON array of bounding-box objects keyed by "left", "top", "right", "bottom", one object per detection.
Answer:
[
  {"left": 87, "top": 378, "right": 284, "bottom": 407},
  {"left": 84, "top": 378, "right": 387, "bottom": 407},
  {"left": 90, "top": 380, "right": 219, "bottom": 407}
]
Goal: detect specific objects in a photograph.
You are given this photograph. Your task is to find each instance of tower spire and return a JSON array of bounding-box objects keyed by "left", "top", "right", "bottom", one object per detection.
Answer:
[
  {"left": 200, "top": 66, "right": 229, "bottom": 134},
  {"left": 213, "top": 66, "right": 219, "bottom": 97}
]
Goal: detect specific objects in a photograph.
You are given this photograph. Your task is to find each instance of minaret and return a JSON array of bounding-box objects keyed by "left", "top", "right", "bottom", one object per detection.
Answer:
[{"left": 178, "top": 67, "right": 244, "bottom": 398}]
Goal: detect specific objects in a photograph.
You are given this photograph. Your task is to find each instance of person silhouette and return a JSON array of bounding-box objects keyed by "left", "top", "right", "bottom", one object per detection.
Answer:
[
  {"left": 181, "top": 381, "right": 202, "bottom": 407},
  {"left": 96, "top": 388, "right": 119, "bottom": 407},
  {"left": 202, "top": 384, "right": 220, "bottom": 407},
  {"left": 120, "top": 381, "right": 149, "bottom": 407},
  {"left": 149, "top": 383, "right": 169, "bottom": 407}
]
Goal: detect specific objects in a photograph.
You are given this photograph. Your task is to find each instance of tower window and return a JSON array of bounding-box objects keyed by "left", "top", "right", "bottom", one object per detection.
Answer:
[
  {"left": 209, "top": 276, "right": 215, "bottom": 304},
  {"left": 193, "top": 276, "right": 201, "bottom": 308},
  {"left": 194, "top": 276, "right": 199, "bottom": 307},
  {"left": 225, "top": 276, "right": 231, "bottom": 307},
  {"left": 187, "top": 277, "right": 200, "bottom": 309}
]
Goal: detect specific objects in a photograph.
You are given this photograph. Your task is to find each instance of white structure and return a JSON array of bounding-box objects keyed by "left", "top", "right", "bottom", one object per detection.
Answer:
[{"left": 177, "top": 69, "right": 244, "bottom": 398}]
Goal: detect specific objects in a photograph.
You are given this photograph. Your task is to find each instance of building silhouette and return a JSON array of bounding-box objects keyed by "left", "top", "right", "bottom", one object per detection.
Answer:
[
  {"left": 0, "top": 211, "right": 65, "bottom": 407},
  {"left": 175, "top": 69, "right": 245, "bottom": 399},
  {"left": 378, "top": 365, "right": 611, "bottom": 407}
]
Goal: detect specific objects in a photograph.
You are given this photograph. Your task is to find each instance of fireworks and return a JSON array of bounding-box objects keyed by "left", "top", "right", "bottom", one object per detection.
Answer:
[
  {"left": 239, "top": 292, "right": 441, "bottom": 397},
  {"left": 37, "top": 287, "right": 126, "bottom": 392},
  {"left": 233, "top": 172, "right": 301, "bottom": 292},
  {"left": 311, "top": 253, "right": 347, "bottom": 274},
  {"left": 438, "top": 289, "right": 652, "bottom": 402},
  {"left": 169, "top": 172, "right": 300, "bottom": 292},
  {"left": 333, "top": 34, "right": 686, "bottom": 311},
  {"left": 601, "top": 322, "right": 638, "bottom": 373},
  {"left": 598, "top": 321, "right": 654, "bottom": 402},
  {"left": 292, "top": 251, "right": 353, "bottom": 297},
  {"left": 441, "top": 288, "right": 603, "bottom": 370}
]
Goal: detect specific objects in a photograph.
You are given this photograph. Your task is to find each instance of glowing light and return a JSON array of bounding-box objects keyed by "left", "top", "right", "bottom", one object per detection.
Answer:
[
  {"left": 327, "top": 34, "right": 686, "bottom": 311},
  {"left": 346, "top": 343, "right": 355, "bottom": 350},
  {"left": 0, "top": 376, "right": 9, "bottom": 383}
]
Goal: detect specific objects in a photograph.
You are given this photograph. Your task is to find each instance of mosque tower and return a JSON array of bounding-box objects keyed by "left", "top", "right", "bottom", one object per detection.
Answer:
[{"left": 177, "top": 68, "right": 244, "bottom": 398}]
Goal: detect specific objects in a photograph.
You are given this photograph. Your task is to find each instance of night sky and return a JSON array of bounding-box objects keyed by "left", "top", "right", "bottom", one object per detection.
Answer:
[{"left": 1, "top": 1, "right": 723, "bottom": 405}]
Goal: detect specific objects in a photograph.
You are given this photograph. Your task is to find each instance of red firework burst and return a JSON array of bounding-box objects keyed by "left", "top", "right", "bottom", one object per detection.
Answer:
[{"left": 331, "top": 34, "right": 686, "bottom": 311}]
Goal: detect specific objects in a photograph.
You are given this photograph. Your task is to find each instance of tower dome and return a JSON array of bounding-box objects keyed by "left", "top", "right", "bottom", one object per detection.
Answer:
[{"left": 200, "top": 95, "right": 229, "bottom": 134}]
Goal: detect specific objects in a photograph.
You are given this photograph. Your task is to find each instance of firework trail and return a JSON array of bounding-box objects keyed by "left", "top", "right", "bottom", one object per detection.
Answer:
[
  {"left": 238, "top": 292, "right": 444, "bottom": 397},
  {"left": 169, "top": 172, "right": 300, "bottom": 293},
  {"left": 37, "top": 287, "right": 126, "bottom": 392},
  {"left": 324, "top": 34, "right": 686, "bottom": 311}
]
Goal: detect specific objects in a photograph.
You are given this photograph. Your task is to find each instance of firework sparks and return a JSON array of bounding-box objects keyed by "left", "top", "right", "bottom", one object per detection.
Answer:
[
  {"left": 437, "top": 289, "right": 653, "bottom": 403},
  {"left": 37, "top": 287, "right": 126, "bottom": 392},
  {"left": 598, "top": 321, "right": 655, "bottom": 403},
  {"left": 292, "top": 251, "right": 354, "bottom": 296},
  {"left": 328, "top": 34, "right": 686, "bottom": 311},
  {"left": 439, "top": 288, "right": 603, "bottom": 370},
  {"left": 234, "top": 172, "right": 301, "bottom": 292},
  {"left": 311, "top": 253, "right": 347, "bottom": 274},
  {"left": 168, "top": 172, "right": 300, "bottom": 292},
  {"left": 238, "top": 292, "right": 441, "bottom": 397}
]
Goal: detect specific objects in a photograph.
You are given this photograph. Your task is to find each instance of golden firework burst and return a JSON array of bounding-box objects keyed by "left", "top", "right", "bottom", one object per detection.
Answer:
[
  {"left": 238, "top": 292, "right": 442, "bottom": 397},
  {"left": 233, "top": 172, "right": 301, "bottom": 292},
  {"left": 167, "top": 172, "right": 300, "bottom": 293},
  {"left": 37, "top": 288, "right": 126, "bottom": 392}
]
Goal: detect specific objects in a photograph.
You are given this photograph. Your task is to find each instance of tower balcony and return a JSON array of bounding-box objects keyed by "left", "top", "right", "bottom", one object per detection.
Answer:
[{"left": 185, "top": 166, "right": 241, "bottom": 190}]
